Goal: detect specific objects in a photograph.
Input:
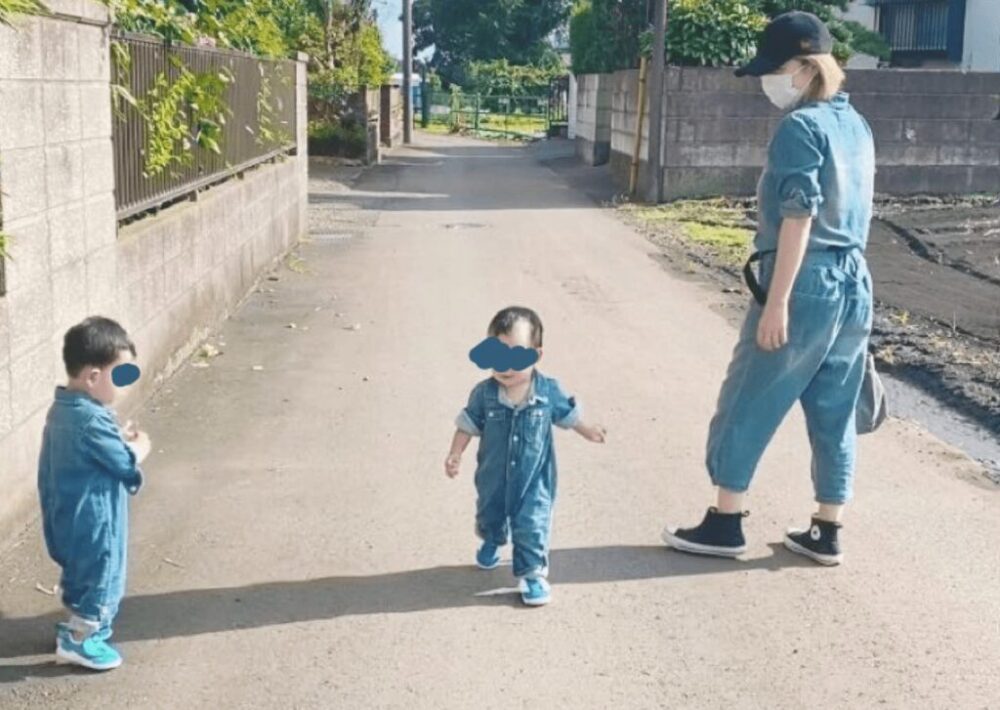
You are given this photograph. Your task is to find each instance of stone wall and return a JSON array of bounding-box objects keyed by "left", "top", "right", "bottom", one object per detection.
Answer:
[
  {"left": 598, "top": 67, "right": 1000, "bottom": 200},
  {"left": 574, "top": 73, "right": 613, "bottom": 166},
  {"left": 381, "top": 84, "right": 403, "bottom": 148},
  {"left": 0, "top": 2, "right": 309, "bottom": 538}
]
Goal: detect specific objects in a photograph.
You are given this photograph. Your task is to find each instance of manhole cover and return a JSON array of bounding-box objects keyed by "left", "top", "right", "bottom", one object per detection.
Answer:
[{"left": 444, "top": 223, "right": 487, "bottom": 230}]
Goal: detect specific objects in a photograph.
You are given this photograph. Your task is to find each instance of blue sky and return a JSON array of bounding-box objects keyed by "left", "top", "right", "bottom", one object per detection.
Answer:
[{"left": 374, "top": 0, "right": 403, "bottom": 60}]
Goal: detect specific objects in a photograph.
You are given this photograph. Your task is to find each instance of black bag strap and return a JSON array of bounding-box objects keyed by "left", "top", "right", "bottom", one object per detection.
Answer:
[{"left": 743, "top": 251, "right": 771, "bottom": 306}]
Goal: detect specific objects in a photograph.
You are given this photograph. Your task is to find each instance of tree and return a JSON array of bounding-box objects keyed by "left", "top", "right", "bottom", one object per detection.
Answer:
[{"left": 413, "top": 0, "right": 573, "bottom": 86}]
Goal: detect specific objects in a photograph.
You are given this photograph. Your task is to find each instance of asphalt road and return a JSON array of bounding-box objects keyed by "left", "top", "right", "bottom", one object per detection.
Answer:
[{"left": 1, "top": 135, "right": 998, "bottom": 709}]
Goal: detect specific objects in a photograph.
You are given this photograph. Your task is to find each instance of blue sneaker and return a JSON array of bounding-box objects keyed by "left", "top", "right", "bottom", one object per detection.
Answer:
[
  {"left": 56, "top": 625, "right": 122, "bottom": 671},
  {"left": 520, "top": 577, "right": 551, "bottom": 606},
  {"left": 475, "top": 541, "right": 502, "bottom": 570}
]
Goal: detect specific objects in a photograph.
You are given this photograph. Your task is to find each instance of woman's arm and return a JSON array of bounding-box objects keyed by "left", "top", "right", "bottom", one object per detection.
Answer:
[{"left": 757, "top": 215, "right": 812, "bottom": 351}]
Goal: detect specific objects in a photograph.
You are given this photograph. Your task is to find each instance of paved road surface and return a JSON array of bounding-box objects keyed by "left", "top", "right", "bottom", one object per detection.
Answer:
[{"left": 1, "top": 135, "right": 997, "bottom": 709}]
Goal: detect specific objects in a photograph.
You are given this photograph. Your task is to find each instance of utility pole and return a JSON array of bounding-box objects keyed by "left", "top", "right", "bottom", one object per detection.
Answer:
[
  {"left": 645, "top": 0, "right": 667, "bottom": 203},
  {"left": 403, "top": 0, "right": 413, "bottom": 143}
]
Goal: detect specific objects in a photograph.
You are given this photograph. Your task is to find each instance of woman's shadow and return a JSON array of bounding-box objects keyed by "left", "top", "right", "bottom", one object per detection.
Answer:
[{"left": 0, "top": 543, "right": 812, "bottom": 681}]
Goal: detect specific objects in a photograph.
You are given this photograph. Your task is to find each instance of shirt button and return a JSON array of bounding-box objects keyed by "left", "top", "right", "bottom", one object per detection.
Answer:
[{"left": 513, "top": 435, "right": 518, "bottom": 441}]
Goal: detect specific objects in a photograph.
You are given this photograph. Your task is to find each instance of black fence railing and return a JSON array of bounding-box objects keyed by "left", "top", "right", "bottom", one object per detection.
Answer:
[
  {"left": 112, "top": 33, "right": 297, "bottom": 220},
  {"left": 877, "top": 0, "right": 950, "bottom": 53}
]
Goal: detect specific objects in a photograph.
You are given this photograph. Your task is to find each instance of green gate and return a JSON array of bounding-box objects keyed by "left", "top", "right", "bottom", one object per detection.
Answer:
[{"left": 421, "top": 86, "right": 564, "bottom": 141}]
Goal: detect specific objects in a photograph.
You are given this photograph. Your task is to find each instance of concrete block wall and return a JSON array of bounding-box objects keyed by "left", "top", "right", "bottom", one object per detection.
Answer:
[
  {"left": 380, "top": 84, "right": 403, "bottom": 148},
  {"left": 0, "top": 3, "right": 309, "bottom": 537},
  {"left": 602, "top": 66, "right": 1000, "bottom": 200},
  {"left": 574, "top": 74, "right": 613, "bottom": 166}
]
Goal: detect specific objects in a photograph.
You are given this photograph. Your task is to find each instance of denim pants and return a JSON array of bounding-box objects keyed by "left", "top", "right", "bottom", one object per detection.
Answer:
[
  {"left": 706, "top": 248, "right": 873, "bottom": 504},
  {"left": 475, "top": 455, "right": 556, "bottom": 579}
]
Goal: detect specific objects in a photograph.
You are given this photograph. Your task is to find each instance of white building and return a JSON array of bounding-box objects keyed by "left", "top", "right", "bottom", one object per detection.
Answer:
[{"left": 844, "top": 0, "right": 1000, "bottom": 72}]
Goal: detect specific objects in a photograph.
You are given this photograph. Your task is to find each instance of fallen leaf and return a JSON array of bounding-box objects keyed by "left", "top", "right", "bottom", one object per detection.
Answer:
[
  {"left": 252, "top": 365, "right": 265, "bottom": 372},
  {"left": 163, "top": 557, "right": 185, "bottom": 569},
  {"left": 191, "top": 362, "right": 210, "bottom": 369},
  {"left": 198, "top": 344, "right": 221, "bottom": 359},
  {"left": 344, "top": 323, "right": 361, "bottom": 331},
  {"left": 34, "top": 582, "right": 56, "bottom": 596},
  {"left": 286, "top": 323, "right": 298, "bottom": 329}
]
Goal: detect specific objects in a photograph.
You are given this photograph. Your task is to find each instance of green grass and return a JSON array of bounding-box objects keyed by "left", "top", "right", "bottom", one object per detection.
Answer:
[{"left": 628, "top": 198, "right": 753, "bottom": 266}]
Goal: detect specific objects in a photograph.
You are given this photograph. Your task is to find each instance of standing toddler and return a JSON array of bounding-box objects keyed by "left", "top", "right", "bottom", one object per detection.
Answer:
[
  {"left": 445, "top": 306, "right": 605, "bottom": 606},
  {"left": 38, "top": 316, "right": 150, "bottom": 670}
]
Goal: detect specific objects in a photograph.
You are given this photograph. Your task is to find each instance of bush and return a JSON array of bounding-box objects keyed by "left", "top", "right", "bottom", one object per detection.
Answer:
[
  {"left": 569, "top": 0, "right": 647, "bottom": 75},
  {"left": 658, "top": 0, "right": 767, "bottom": 67},
  {"left": 307, "top": 120, "right": 367, "bottom": 159},
  {"left": 463, "top": 59, "right": 563, "bottom": 96}
]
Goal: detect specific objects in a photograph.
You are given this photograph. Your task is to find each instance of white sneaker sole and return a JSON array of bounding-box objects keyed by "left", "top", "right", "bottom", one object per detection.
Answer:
[
  {"left": 56, "top": 645, "right": 122, "bottom": 671},
  {"left": 521, "top": 594, "right": 550, "bottom": 607},
  {"left": 661, "top": 527, "right": 746, "bottom": 558},
  {"left": 475, "top": 558, "right": 501, "bottom": 570},
  {"left": 783, "top": 535, "right": 843, "bottom": 566}
]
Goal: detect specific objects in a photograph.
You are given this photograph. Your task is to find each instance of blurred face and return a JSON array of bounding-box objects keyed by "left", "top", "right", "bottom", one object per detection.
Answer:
[
  {"left": 70, "top": 349, "right": 136, "bottom": 406},
  {"left": 492, "top": 319, "right": 541, "bottom": 389}
]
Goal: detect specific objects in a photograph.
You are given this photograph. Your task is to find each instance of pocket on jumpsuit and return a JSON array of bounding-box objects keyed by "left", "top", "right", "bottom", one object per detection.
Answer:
[{"left": 787, "top": 265, "right": 845, "bottom": 347}]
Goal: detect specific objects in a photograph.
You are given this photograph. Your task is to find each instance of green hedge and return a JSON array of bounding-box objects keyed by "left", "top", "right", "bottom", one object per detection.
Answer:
[{"left": 307, "top": 120, "right": 367, "bottom": 159}]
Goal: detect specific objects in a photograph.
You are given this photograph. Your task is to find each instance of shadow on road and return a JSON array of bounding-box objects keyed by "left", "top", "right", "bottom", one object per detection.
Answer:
[{"left": 0, "top": 543, "right": 815, "bottom": 676}]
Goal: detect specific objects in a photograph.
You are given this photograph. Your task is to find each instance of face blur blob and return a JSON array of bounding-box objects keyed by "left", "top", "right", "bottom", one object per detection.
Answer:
[
  {"left": 493, "top": 320, "right": 538, "bottom": 388},
  {"left": 89, "top": 350, "right": 136, "bottom": 406}
]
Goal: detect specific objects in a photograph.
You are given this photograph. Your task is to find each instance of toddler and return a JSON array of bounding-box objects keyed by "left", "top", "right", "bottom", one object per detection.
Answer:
[
  {"left": 445, "top": 306, "right": 605, "bottom": 606},
  {"left": 38, "top": 316, "right": 150, "bottom": 670}
]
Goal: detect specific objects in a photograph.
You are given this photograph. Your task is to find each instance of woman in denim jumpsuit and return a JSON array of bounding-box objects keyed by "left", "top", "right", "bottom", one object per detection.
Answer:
[{"left": 661, "top": 12, "right": 876, "bottom": 565}]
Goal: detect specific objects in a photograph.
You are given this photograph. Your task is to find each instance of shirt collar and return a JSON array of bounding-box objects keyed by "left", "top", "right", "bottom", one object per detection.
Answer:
[{"left": 496, "top": 371, "right": 547, "bottom": 409}]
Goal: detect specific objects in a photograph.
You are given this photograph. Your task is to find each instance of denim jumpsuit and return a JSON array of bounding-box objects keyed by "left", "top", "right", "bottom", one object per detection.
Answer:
[
  {"left": 706, "top": 92, "right": 875, "bottom": 505},
  {"left": 456, "top": 372, "right": 580, "bottom": 579},
  {"left": 38, "top": 388, "right": 143, "bottom": 628}
]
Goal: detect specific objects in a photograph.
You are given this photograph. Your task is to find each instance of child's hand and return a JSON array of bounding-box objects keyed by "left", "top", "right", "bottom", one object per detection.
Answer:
[
  {"left": 128, "top": 430, "right": 152, "bottom": 464},
  {"left": 582, "top": 425, "right": 607, "bottom": 444},
  {"left": 445, "top": 454, "right": 462, "bottom": 478},
  {"left": 122, "top": 420, "right": 139, "bottom": 442}
]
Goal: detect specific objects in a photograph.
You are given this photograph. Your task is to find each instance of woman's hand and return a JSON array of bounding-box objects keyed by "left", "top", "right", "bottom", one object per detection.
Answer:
[
  {"left": 445, "top": 454, "right": 462, "bottom": 478},
  {"left": 757, "top": 301, "right": 789, "bottom": 351}
]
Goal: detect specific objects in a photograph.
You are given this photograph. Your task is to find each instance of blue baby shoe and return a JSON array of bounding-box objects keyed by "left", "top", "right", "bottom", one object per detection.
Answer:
[
  {"left": 56, "top": 625, "right": 122, "bottom": 671},
  {"left": 520, "top": 577, "right": 551, "bottom": 607},
  {"left": 475, "top": 541, "right": 502, "bottom": 570}
]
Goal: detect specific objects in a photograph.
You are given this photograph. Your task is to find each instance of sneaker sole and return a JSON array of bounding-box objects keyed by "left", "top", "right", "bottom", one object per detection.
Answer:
[
  {"left": 56, "top": 646, "right": 122, "bottom": 671},
  {"left": 783, "top": 536, "right": 842, "bottom": 566},
  {"left": 661, "top": 528, "right": 746, "bottom": 558},
  {"left": 521, "top": 594, "right": 550, "bottom": 607},
  {"left": 475, "top": 558, "right": 501, "bottom": 570}
]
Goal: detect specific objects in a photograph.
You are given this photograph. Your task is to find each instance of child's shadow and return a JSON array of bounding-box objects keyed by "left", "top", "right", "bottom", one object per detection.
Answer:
[{"left": 0, "top": 543, "right": 813, "bottom": 680}]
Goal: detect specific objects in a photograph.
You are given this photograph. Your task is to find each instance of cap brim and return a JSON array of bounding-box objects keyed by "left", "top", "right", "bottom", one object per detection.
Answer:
[{"left": 734, "top": 55, "right": 783, "bottom": 78}]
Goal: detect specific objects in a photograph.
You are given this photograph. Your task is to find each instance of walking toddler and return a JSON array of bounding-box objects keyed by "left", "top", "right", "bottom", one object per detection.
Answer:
[
  {"left": 445, "top": 306, "right": 605, "bottom": 606},
  {"left": 38, "top": 316, "right": 150, "bottom": 670}
]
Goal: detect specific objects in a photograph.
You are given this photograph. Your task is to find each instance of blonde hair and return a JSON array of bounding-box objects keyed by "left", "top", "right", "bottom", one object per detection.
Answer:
[{"left": 798, "top": 54, "right": 845, "bottom": 102}]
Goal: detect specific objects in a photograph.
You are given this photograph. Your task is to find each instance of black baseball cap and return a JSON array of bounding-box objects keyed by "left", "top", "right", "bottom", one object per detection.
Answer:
[{"left": 735, "top": 11, "right": 833, "bottom": 77}]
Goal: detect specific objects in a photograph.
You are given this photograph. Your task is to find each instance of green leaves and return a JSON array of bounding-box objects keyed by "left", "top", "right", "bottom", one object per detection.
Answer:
[{"left": 0, "top": 0, "right": 49, "bottom": 27}]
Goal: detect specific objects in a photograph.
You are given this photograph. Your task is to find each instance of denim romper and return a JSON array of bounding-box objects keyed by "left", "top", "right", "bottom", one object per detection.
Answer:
[
  {"left": 456, "top": 371, "right": 580, "bottom": 578},
  {"left": 38, "top": 388, "right": 143, "bottom": 625},
  {"left": 706, "top": 92, "right": 876, "bottom": 504}
]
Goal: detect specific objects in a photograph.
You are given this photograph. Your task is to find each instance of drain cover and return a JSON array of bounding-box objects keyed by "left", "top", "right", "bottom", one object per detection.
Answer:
[{"left": 310, "top": 232, "right": 354, "bottom": 241}]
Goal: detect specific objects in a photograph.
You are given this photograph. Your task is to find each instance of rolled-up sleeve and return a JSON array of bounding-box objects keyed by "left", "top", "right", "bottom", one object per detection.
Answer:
[
  {"left": 549, "top": 379, "right": 582, "bottom": 430},
  {"left": 84, "top": 412, "right": 143, "bottom": 494},
  {"left": 769, "top": 114, "right": 824, "bottom": 219},
  {"left": 456, "top": 383, "right": 486, "bottom": 436}
]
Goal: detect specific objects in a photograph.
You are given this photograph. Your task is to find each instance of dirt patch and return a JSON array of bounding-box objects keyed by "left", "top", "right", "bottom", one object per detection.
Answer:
[{"left": 618, "top": 196, "right": 1000, "bottom": 445}]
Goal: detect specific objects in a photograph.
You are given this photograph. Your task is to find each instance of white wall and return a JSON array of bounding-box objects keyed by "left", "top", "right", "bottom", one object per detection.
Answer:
[
  {"left": 840, "top": 0, "right": 877, "bottom": 30},
  {"left": 963, "top": 0, "right": 1000, "bottom": 71}
]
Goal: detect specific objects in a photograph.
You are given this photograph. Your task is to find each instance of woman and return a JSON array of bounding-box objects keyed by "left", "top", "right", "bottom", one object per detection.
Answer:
[{"left": 661, "top": 11, "right": 876, "bottom": 566}]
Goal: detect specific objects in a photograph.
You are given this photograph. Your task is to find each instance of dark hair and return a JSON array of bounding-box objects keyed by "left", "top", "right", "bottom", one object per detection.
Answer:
[
  {"left": 487, "top": 306, "right": 543, "bottom": 348},
  {"left": 63, "top": 317, "right": 136, "bottom": 377}
]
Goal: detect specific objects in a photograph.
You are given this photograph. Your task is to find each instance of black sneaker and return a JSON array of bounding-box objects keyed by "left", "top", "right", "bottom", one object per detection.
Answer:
[
  {"left": 784, "top": 517, "right": 843, "bottom": 566},
  {"left": 661, "top": 507, "right": 748, "bottom": 558}
]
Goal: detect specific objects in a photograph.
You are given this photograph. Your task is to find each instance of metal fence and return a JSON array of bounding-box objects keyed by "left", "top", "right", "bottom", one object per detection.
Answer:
[
  {"left": 112, "top": 33, "right": 297, "bottom": 220},
  {"left": 876, "top": 0, "right": 951, "bottom": 53},
  {"left": 422, "top": 90, "right": 554, "bottom": 140}
]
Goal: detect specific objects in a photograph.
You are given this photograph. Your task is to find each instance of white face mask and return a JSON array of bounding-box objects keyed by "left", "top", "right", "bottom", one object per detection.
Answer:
[{"left": 761, "top": 65, "right": 806, "bottom": 110}]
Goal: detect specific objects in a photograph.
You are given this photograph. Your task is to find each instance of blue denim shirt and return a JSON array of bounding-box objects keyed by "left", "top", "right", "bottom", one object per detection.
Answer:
[
  {"left": 755, "top": 92, "right": 875, "bottom": 253},
  {"left": 456, "top": 371, "right": 581, "bottom": 489},
  {"left": 38, "top": 388, "right": 142, "bottom": 582}
]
